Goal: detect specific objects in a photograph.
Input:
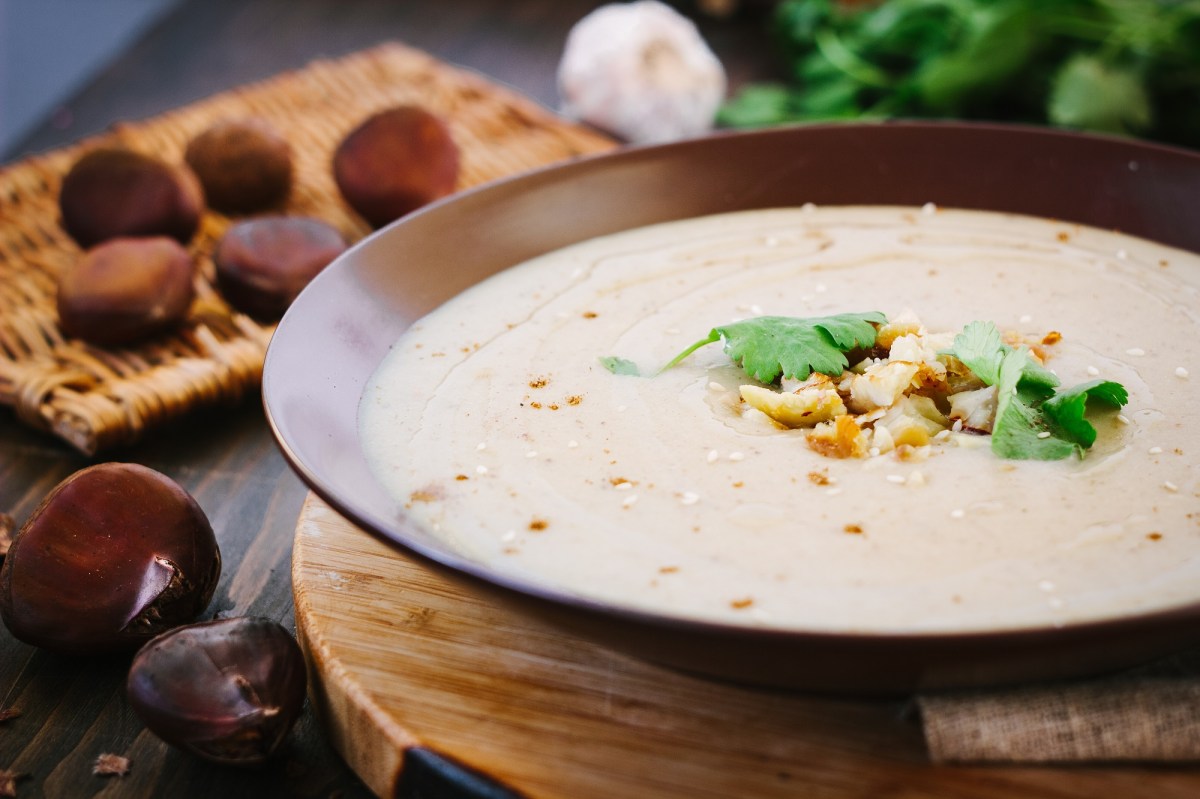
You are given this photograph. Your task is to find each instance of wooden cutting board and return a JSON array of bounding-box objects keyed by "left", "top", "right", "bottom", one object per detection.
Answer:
[{"left": 292, "top": 494, "right": 1191, "bottom": 798}]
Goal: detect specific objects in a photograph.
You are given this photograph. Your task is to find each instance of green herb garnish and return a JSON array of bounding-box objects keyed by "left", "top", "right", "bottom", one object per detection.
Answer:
[
  {"left": 663, "top": 312, "right": 886, "bottom": 383},
  {"left": 946, "top": 322, "right": 1128, "bottom": 459},
  {"left": 598, "top": 356, "right": 640, "bottom": 376}
]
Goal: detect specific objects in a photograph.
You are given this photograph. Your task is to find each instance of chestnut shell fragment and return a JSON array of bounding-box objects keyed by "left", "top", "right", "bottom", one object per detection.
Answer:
[
  {"left": 184, "top": 119, "right": 294, "bottom": 215},
  {"left": 57, "top": 236, "right": 196, "bottom": 346},
  {"left": 214, "top": 216, "right": 347, "bottom": 320},
  {"left": 333, "top": 105, "right": 459, "bottom": 228},
  {"left": 0, "top": 463, "right": 220, "bottom": 655},
  {"left": 127, "top": 617, "right": 307, "bottom": 765},
  {"left": 59, "top": 148, "right": 204, "bottom": 248}
]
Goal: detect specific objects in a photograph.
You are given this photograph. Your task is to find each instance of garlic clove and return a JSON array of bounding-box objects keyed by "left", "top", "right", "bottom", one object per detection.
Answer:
[{"left": 557, "top": 1, "right": 727, "bottom": 144}]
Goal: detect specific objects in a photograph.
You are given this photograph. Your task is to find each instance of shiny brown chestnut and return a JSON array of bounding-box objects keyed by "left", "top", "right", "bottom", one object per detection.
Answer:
[
  {"left": 0, "top": 463, "right": 221, "bottom": 656},
  {"left": 184, "top": 119, "right": 294, "bottom": 215},
  {"left": 126, "top": 617, "right": 307, "bottom": 765},
  {"left": 59, "top": 147, "right": 204, "bottom": 248},
  {"left": 214, "top": 216, "right": 347, "bottom": 320},
  {"left": 332, "top": 105, "right": 459, "bottom": 228},
  {"left": 57, "top": 237, "right": 196, "bottom": 346}
]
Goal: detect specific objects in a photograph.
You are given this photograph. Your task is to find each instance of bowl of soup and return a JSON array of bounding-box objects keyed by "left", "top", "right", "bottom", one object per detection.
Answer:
[{"left": 264, "top": 122, "right": 1200, "bottom": 694}]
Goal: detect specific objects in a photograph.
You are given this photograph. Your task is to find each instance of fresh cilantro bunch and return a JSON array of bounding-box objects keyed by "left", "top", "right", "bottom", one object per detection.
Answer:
[{"left": 720, "top": 0, "right": 1200, "bottom": 148}]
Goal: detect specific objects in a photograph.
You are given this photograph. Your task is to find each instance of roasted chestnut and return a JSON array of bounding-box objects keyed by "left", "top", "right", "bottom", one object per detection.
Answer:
[
  {"left": 0, "top": 463, "right": 220, "bottom": 655},
  {"left": 184, "top": 119, "right": 294, "bottom": 215},
  {"left": 57, "top": 236, "right": 196, "bottom": 346},
  {"left": 332, "top": 105, "right": 459, "bottom": 228},
  {"left": 126, "top": 617, "right": 307, "bottom": 765},
  {"left": 213, "top": 216, "right": 346, "bottom": 320},
  {"left": 59, "top": 147, "right": 204, "bottom": 248}
]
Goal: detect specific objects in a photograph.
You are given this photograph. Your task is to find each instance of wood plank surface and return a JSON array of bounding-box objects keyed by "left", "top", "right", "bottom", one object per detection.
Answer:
[{"left": 293, "top": 494, "right": 1200, "bottom": 799}]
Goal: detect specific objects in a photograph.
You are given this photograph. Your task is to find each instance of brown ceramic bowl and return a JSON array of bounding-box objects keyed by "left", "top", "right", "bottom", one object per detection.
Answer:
[{"left": 264, "top": 122, "right": 1200, "bottom": 695}]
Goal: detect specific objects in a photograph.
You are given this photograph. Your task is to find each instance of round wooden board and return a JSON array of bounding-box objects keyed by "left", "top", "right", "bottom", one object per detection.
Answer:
[{"left": 292, "top": 494, "right": 1190, "bottom": 798}]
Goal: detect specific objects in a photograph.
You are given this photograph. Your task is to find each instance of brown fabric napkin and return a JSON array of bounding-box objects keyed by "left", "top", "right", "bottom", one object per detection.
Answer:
[{"left": 918, "top": 649, "right": 1200, "bottom": 763}]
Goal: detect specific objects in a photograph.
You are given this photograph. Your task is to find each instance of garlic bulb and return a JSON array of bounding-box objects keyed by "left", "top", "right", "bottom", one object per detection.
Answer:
[{"left": 557, "top": 1, "right": 728, "bottom": 144}]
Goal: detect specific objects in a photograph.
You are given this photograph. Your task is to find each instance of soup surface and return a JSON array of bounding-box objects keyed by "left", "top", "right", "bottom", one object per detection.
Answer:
[{"left": 360, "top": 206, "right": 1200, "bottom": 633}]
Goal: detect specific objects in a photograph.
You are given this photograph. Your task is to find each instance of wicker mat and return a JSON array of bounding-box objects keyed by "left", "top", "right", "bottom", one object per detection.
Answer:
[{"left": 0, "top": 43, "right": 614, "bottom": 454}]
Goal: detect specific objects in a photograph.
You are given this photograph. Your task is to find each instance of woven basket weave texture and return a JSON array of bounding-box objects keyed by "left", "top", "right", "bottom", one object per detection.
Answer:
[{"left": 0, "top": 43, "right": 614, "bottom": 454}]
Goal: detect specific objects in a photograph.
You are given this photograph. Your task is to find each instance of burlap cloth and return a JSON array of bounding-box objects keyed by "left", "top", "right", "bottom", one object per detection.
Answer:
[{"left": 919, "top": 648, "right": 1200, "bottom": 763}]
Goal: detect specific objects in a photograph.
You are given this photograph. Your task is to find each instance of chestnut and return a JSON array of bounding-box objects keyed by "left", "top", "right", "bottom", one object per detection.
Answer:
[
  {"left": 59, "top": 147, "right": 204, "bottom": 248},
  {"left": 56, "top": 236, "right": 196, "bottom": 346},
  {"left": 0, "top": 463, "right": 220, "bottom": 656},
  {"left": 213, "top": 216, "right": 346, "bottom": 320},
  {"left": 184, "top": 119, "right": 294, "bottom": 215},
  {"left": 126, "top": 617, "right": 307, "bottom": 765},
  {"left": 332, "top": 105, "right": 459, "bottom": 228}
]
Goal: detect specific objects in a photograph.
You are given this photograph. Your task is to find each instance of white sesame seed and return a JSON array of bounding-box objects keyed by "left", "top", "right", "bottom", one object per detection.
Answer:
[
  {"left": 801, "top": 202, "right": 817, "bottom": 213},
  {"left": 570, "top": 267, "right": 585, "bottom": 279},
  {"left": 952, "top": 419, "right": 964, "bottom": 433},
  {"left": 921, "top": 201, "right": 937, "bottom": 215},
  {"left": 1149, "top": 446, "right": 1163, "bottom": 455},
  {"left": 886, "top": 474, "right": 907, "bottom": 485},
  {"left": 934, "top": 430, "right": 951, "bottom": 441},
  {"left": 1048, "top": 597, "right": 1064, "bottom": 609},
  {"left": 1176, "top": 367, "right": 1190, "bottom": 379},
  {"left": 1019, "top": 314, "right": 1033, "bottom": 324},
  {"left": 728, "top": 452, "right": 745, "bottom": 462},
  {"left": 501, "top": 530, "right": 517, "bottom": 542},
  {"left": 706, "top": 450, "right": 720, "bottom": 463},
  {"left": 680, "top": 491, "right": 700, "bottom": 505},
  {"left": 525, "top": 450, "right": 538, "bottom": 459},
  {"left": 476, "top": 465, "right": 489, "bottom": 475},
  {"left": 815, "top": 283, "right": 828, "bottom": 293},
  {"left": 1086, "top": 366, "right": 1100, "bottom": 376},
  {"left": 622, "top": 494, "right": 639, "bottom": 507},
  {"left": 1125, "top": 348, "right": 1145, "bottom": 356},
  {"left": 1116, "top": 249, "right": 1128, "bottom": 260},
  {"left": 1164, "top": 481, "right": 1179, "bottom": 492},
  {"left": 614, "top": 481, "right": 633, "bottom": 491},
  {"left": 750, "top": 305, "right": 764, "bottom": 316},
  {"left": 1037, "top": 431, "right": 1052, "bottom": 439},
  {"left": 908, "top": 471, "right": 926, "bottom": 487},
  {"left": 950, "top": 509, "right": 965, "bottom": 519},
  {"left": 1038, "top": 580, "right": 1055, "bottom": 592},
  {"left": 764, "top": 236, "right": 779, "bottom": 247},
  {"left": 1129, "top": 160, "right": 1140, "bottom": 172},
  {"left": 1117, "top": 414, "right": 1131, "bottom": 425},
  {"left": 708, "top": 381, "right": 725, "bottom": 392},
  {"left": 825, "top": 487, "right": 844, "bottom": 496},
  {"left": 556, "top": 311, "right": 569, "bottom": 319},
  {"left": 476, "top": 442, "right": 488, "bottom": 451}
]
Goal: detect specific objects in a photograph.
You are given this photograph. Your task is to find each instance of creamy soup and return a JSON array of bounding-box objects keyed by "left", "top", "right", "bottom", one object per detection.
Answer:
[{"left": 360, "top": 206, "right": 1200, "bottom": 633}]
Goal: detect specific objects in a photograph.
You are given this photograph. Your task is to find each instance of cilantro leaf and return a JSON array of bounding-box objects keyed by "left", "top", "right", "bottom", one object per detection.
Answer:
[
  {"left": 944, "top": 320, "right": 1058, "bottom": 397},
  {"left": 663, "top": 312, "right": 886, "bottom": 383},
  {"left": 598, "top": 356, "right": 640, "bottom": 376},
  {"left": 1042, "top": 379, "right": 1128, "bottom": 449},
  {"left": 991, "top": 349, "right": 1076, "bottom": 461}
]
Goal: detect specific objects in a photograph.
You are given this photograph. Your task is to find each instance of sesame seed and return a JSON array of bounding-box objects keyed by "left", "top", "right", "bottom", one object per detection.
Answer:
[
  {"left": 825, "top": 487, "right": 844, "bottom": 496},
  {"left": 525, "top": 450, "right": 538, "bottom": 459},
  {"left": 728, "top": 452, "right": 745, "bottom": 462},
  {"left": 950, "top": 509, "right": 965, "bottom": 519},
  {"left": 908, "top": 471, "right": 926, "bottom": 486},
  {"left": 1038, "top": 580, "right": 1056, "bottom": 592},
  {"left": 1019, "top": 314, "right": 1033, "bottom": 324},
  {"left": 501, "top": 530, "right": 517, "bottom": 542},
  {"left": 614, "top": 481, "right": 633, "bottom": 491},
  {"left": 1125, "top": 348, "right": 1145, "bottom": 356},
  {"left": 1117, "top": 414, "right": 1131, "bottom": 425},
  {"left": 1129, "top": 160, "right": 1140, "bottom": 172},
  {"left": 1048, "top": 597, "right": 1064, "bottom": 609},
  {"left": 886, "top": 474, "right": 907, "bottom": 485},
  {"left": 952, "top": 419, "right": 964, "bottom": 432},
  {"left": 706, "top": 450, "right": 720, "bottom": 463},
  {"left": 567, "top": 440, "right": 579, "bottom": 449},
  {"left": 1149, "top": 446, "right": 1163, "bottom": 455},
  {"left": 1176, "top": 367, "right": 1190, "bottom": 379},
  {"left": 708, "top": 381, "right": 724, "bottom": 392},
  {"left": 1164, "top": 481, "right": 1179, "bottom": 492},
  {"left": 750, "top": 305, "right": 764, "bottom": 316},
  {"left": 1037, "top": 431, "right": 1052, "bottom": 439},
  {"left": 475, "top": 465, "right": 489, "bottom": 475},
  {"left": 1116, "top": 249, "right": 1128, "bottom": 260},
  {"left": 476, "top": 442, "right": 488, "bottom": 451},
  {"left": 934, "top": 430, "right": 951, "bottom": 441},
  {"left": 680, "top": 492, "right": 700, "bottom": 505},
  {"left": 764, "top": 236, "right": 779, "bottom": 247},
  {"left": 921, "top": 201, "right": 937, "bottom": 215},
  {"left": 801, "top": 202, "right": 817, "bottom": 213},
  {"left": 815, "top": 283, "right": 828, "bottom": 293},
  {"left": 1086, "top": 366, "right": 1100, "bottom": 376},
  {"left": 622, "top": 494, "right": 639, "bottom": 507}
]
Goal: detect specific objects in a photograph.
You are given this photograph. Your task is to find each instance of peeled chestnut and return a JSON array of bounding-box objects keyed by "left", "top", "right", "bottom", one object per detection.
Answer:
[
  {"left": 184, "top": 119, "right": 294, "bottom": 215},
  {"left": 0, "top": 463, "right": 220, "bottom": 656},
  {"left": 57, "top": 236, "right": 195, "bottom": 346},
  {"left": 213, "top": 216, "right": 346, "bottom": 320},
  {"left": 59, "top": 147, "right": 204, "bottom": 248},
  {"left": 332, "top": 105, "right": 459, "bottom": 228},
  {"left": 127, "top": 617, "right": 307, "bottom": 765}
]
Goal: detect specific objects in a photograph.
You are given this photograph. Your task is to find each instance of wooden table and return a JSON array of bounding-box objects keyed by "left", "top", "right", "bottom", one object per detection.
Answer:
[{"left": 1, "top": 2, "right": 1198, "bottom": 798}]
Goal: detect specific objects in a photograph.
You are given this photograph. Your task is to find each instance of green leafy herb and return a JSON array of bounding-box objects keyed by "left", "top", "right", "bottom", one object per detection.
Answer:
[
  {"left": 663, "top": 312, "right": 885, "bottom": 383},
  {"left": 723, "top": 0, "right": 1200, "bottom": 150},
  {"left": 598, "top": 356, "right": 640, "bottom": 376},
  {"left": 946, "top": 321, "right": 1128, "bottom": 459}
]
